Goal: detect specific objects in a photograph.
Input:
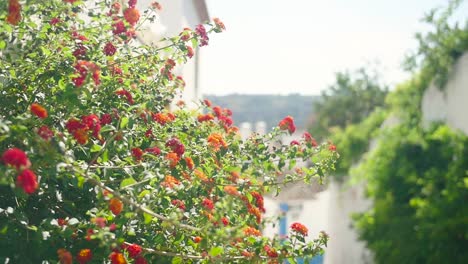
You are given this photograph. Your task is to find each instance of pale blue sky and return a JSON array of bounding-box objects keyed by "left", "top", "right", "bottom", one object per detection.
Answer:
[{"left": 200, "top": 0, "right": 467, "bottom": 95}]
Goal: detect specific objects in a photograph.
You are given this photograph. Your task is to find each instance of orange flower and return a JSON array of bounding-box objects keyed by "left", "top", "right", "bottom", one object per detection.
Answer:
[
  {"left": 109, "top": 198, "right": 123, "bottom": 215},
  {"left": 124, "top": 8, "right": 140, "bottom": 25},
  {"left": 213, "top": 17, "right": 226, "bottom": 31},
  {"left": 241, "top": 250, "right": 253, "bottom": 258},
  {"left": 57, "top": 248, "right": 73, "bottom": 264},
  {"left": 224, "top": 185, "right": 239, "bottom": 196},
  {"left": 165, "top": 152, "right": 180, "bottom": 168},
  {"left": 243, "top": 226, "right": 261, "bottom": 237},
  {"left": 109, "top": 252, "right": 126, "bottom": 264},
  {"left": 76, "top": 249, "right": 92, "bottom": 264},
  {"left": 161, "top": 175, "right": 180, "bottom": 188},
  {"left": 207, "top": 133, "right": 227, "bottom": 150},
  {"left": 152, "top": 113, "right": 172, "bottom": 125},
  {"left": 6, "top": 0, "right": 21, "bottom": 25},
  {"left": 194, "top": 169, "right": 208, "bottom": 182},
  {"left": 31, "top": 103, "right": 48, "bottom": 119},
  {"left": 185, "top": 157, "right": 194, "bottom": 170},
  {"left": 73, "top": 128, "right": 89, "bottom": 145},
  {"left": 193, "top": 236, "right": 202, "bottom": 243},
  {"left": 228, "top": 171, "right": 240, "bottom": 183},
  {"left": 197, "top": 114, "right": 214, "bottom": 122}
]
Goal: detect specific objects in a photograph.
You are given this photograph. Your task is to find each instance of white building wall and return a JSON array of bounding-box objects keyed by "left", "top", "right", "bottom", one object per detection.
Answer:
[
  {"left": 137, "top": 0, "right": 208, "bottom": 106},
  {"left": 422, "top": 52, "right": 468, "bottom": 134}
]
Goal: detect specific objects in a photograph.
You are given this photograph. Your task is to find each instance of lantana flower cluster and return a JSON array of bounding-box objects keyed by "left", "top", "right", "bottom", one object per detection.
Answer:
[{"left": 0, "top": 0, "right": 337, "bottom": 263}]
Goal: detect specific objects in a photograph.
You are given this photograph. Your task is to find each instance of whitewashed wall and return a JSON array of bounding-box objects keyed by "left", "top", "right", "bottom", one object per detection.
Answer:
[
  {"left": 422, "top": 52, "right": 468, "bottom": 134},
  {"left": 136, "top": 0, "right": 209, "bottom": 107}
]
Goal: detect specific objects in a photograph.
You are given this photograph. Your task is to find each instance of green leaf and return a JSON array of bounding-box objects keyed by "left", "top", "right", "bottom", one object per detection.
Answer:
[
  {"left": 172, "top": 257, "right": 183, "bottom": 264},
  {"left": 120, "top": 117, "right": 129, "bottom": 129},
  {"left": 120, "top": 178, "right": 136, "bottom": 188},
  {"left": 209, "top": 246, "right": 224, "bottom": 257},
  {"left": 90, "top": 144, "right": 102, "bottom": 153},
  {"left": 0, "top": 40, "right": 6, "bottom": 50}
]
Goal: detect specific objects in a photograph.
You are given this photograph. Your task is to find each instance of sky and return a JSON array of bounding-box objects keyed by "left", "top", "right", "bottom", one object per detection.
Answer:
[{"left": 200, "top": 0, "right": 467, "bottom": 96}]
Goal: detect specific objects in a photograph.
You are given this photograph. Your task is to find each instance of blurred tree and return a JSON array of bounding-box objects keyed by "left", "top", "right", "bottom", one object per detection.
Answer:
[{"left": 309, "top": 68, "right": 388, "bottom": 139}]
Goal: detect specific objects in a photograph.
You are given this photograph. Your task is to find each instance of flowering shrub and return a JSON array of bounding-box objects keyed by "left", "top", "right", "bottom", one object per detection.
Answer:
[{"left": 0, "top": 0, "right": 337, "bottom": 263}]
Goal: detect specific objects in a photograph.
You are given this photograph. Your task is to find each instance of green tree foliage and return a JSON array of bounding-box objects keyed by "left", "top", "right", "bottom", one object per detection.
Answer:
[
  {"left": 350, "top": 1, "right": 468, "bottom": 263},
  {"left": 310, "top": 68, "right": 388, "bottom": 140},
  {"left": 329, "top": 109, "right": 386, "bottom": 179},
  {"left": 353, "top": 125, "right": 468, "bottom": 263},
  {"left": 404, "top": 0, "right": 468, "bottom": 89}
]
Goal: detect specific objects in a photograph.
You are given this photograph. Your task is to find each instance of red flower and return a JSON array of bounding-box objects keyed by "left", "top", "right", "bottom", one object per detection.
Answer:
[
  {"left": 302, "top": 132, "right": 318, "bottom": 147},
  {"left": 2, "top": 148, "right": 31, "bottom": 170},
  {"left": 58, "top": 218, "right": 68, "bottom": 226},
  {"left": 221, "top": 217, "right": 229, "bottom": 226},
  {"left": 76, "top": 249, "right": 92, "bottom": 264},
  {"left": 109, "top": 252, "right": 126, "bottom": 264},
  {"left": 31, "top": 103, "right": 48, "bottom": 119},
  {"left": 193, "top": 236, "right": 202, "bottom": 243},
  {"left": 213, "top": 106, "right": 222, "bottom": 118},
  {"left": 17, "top": 169, "right": 39, "bottom": 194},
  {"left": 100, "top": 113, "right": 112, "bottom": 125},
  {"left": 195, "top": 24, "right": 209, "bottom": 46},
  {"left": 50, "top": 17, "right": 61, "bottom": 25},
  {"left": 203, "top": 99, "right": 212, "bottom": 107},
  {"left": 202, "top": 198, "right": 214, "bottom": 210},
  {"left": 124, "top": 8, "right": 140, "bottom": 25},
  {"left": 38, "top": 125, "right": 54, "bottom": 141},
  {"left": 109, "top": 198, "right": 123, "bottom": 215},
  {"left": 166, "top": 138, "right": 185, "bottom": 156},
  {"left": 6, "top": 0, "right": 21, "bottom": 26},
  {"left": 145, "top": 146, "right": 161, "bottom": 155},
  {"left": 290, "top": 222, "right": 308, "bottom": 236},
  {"left": 186, "top": 46, "right": 194, "bottom": 58},
  {"left": 73, "top": 45, "right": 87, "bottom": 59},
  {"left": 151, "top": 1, "right": 162, "bottom": 10},
  {"left": 131, "top": 148, "right": 144, "bottom": 161},
  {"left": 329, "top": 144, "right": 337, "bottom": 151},
  {"left": 290, "top": 140, "right": 300, "bottom": 146},
  {"left": 113, "top": 20, "right": 127, "bottom": 35},
  {"left": 126, "top": 243, "right": 142, "bottom": 258},
  {"left": 134, "top": 256, "right": 148, "bottom": 264},
  {"left": 278, "top": 116, "right": 296, "bottom": 134},
  {"left": 104, "top": 42, "right": 117, "bottom": 56},
  {"left": 115, "top": 89, "right": 134, "bottom": 104},
  {"left": 73, "top": 128, "right": 89, "bottom": 145},
  {"left": 92, "top": 217, "right": 107, "bottom": 228},
  {"left": 264, "top": 246, "right": 279, "bottom": 258},
  {"left": 171, "top": 199, "right": 186, "bottom": 210},
  {"left": 57, "top": 248, "right": 73, "bottom": 264},
  {"left": 250, "top": 191, "right": 265, "bottom": 213},
  {"left": 128, "top": 0, "right": 137, "bottom": 8},
  {"left": 111, "top": 2, "right": 121, "bottom": 13}
]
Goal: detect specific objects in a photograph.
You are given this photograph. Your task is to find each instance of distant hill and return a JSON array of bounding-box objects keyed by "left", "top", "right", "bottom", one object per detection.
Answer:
[{"left": 204, "top": 94, "right": 319, "bottom": 131}]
